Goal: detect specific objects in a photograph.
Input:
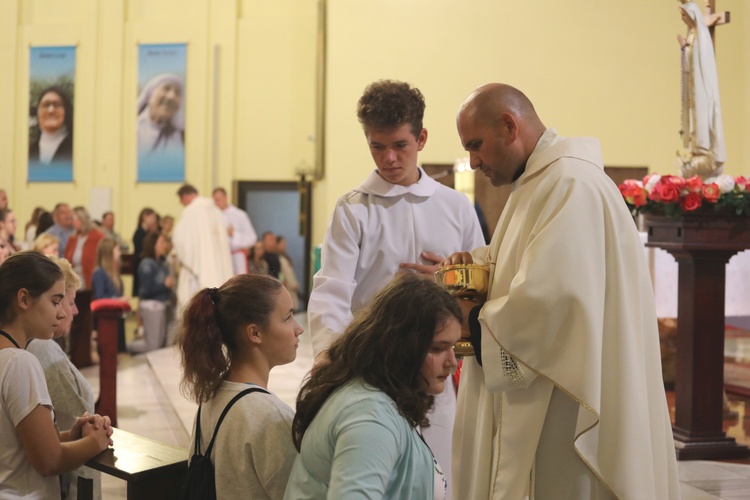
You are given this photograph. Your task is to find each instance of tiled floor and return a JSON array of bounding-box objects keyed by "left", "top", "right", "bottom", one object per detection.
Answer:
[{"left": 78, "top": 313, "right": 750, "bottom": 499}]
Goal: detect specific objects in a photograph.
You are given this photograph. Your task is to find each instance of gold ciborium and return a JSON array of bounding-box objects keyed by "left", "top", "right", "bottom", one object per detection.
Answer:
[{"left": 435, "top": 263, "right": 490, "bottom": 357}]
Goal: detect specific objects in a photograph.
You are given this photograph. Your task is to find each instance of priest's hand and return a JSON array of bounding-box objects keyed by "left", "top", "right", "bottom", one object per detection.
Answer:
[
  {"left": 440, "top": 252, "right": 473, "bottom": 266},
  {"left": 399, "top": 252, "right": 443, "bottom": 279}
]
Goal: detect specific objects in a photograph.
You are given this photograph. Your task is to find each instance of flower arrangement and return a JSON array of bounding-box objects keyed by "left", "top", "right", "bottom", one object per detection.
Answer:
[{"left": 618, "top": 174, "right": 750, "bottom": 217}]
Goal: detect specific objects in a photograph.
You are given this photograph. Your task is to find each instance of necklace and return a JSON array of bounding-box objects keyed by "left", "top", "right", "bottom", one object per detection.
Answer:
[{"left": 0, "top": 329, "right": 21, "bottom": 349}]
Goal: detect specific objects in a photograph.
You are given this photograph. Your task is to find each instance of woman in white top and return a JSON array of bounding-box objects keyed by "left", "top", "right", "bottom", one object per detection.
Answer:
[
  {"left": 0, "top": 252, "right": 112, "bottom": 499},
  {"left": 179, "top": 273, "right": 303, "bottom": 499},
  {"left": 0, "top": 209, "right": 20, "bottom": 255},
  {"left": 23, "top": 207, "right": 45, "bottom": 250}
]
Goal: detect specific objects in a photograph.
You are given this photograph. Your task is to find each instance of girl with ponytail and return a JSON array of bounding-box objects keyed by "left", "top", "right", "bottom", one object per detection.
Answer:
[{"left": 178, "top": 273, "right": 303, "bottom": 499}]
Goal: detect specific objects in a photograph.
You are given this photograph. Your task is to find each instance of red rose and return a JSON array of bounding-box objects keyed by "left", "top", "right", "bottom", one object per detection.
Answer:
[
  {"left": 658, "top": 182, "right": 681, "bottom": 203},
  {"left": 736, "top": 176, "right": 747, "bottom": 192},
  {"left": 681, "top": 192, "right": 702, "bottom": 211},
  {"left": 702, "top": 183, "right": 720, "bottom": 203},
  {"left": 631, "top": 190, "right": 647, "bottom": 207},
  {"left": 685, "top": 175, "right": 703, "bottom": 193},
  {"left": 618, "top": 180, "right": 647, "bottom": 207}
]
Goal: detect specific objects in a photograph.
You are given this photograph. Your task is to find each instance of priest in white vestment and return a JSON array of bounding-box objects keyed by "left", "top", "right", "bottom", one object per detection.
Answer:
[
  {"left": 308, "top": 80, "right": 485, "bottom": 498},
  {"left": 212, "top": 187, "right": 257, "bottom": 274},
  {"left": 173, "top": 184, "right": 233, "bottom": 312},
  {"left": 445, "top": 84, "right": 680, "bottom": 499}
]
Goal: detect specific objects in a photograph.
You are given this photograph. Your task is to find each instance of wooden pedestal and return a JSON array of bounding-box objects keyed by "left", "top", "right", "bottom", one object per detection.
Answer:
[
  {"left": 91, "top": 299, "right": 131, "bottom": 428},
  {"left": 645, "top": 214, "right": 750, "bottom": 460}
]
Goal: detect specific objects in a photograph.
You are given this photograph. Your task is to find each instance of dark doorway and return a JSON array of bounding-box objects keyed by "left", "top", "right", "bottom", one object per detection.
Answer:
[{"left": 235, "top": 179, "right": 312, "bottom": 310}]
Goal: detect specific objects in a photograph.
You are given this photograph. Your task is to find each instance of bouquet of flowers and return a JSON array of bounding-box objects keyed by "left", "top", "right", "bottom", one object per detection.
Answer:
[{"left": 618, "top": 174, "right": 750, "bottom": 217}]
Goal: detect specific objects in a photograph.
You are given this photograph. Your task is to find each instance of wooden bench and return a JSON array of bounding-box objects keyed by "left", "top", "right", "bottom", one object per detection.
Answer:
[{"left": 78, "top": 427, "right": 188, "bottom": 500}]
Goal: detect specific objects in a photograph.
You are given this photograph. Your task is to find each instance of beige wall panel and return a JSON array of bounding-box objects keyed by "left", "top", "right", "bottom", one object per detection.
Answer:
[
  {"left": 234, "top": 0, "right": 316, "bottom": 183},
  {"left": 0, "top": 2, "right": 20, "bottom": 192},
  {"left": 14, "top": 15, "right": 97, "bottom": 221}
]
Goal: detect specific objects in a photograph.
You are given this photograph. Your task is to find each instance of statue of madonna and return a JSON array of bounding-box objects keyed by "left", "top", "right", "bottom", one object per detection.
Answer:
[{"left": 677, "top": 0, "right": 726, "bottom": 179}]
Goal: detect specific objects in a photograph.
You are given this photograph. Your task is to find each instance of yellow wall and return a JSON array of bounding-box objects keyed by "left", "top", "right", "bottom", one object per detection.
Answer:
[
  {"left": 1, "top": 0, "right": 747, "bottom": 252},
  {"left": 317, "top": 0, "right": 748, "bottom": 243}
]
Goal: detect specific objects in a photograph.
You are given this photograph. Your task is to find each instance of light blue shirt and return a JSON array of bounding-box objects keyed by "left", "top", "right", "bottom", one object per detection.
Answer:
[
  {"left": 284, "top": 379, "right": 434, "bottom": 499},
  {"left": 44, "top": 223, "right": 73, "bottom": 257}
]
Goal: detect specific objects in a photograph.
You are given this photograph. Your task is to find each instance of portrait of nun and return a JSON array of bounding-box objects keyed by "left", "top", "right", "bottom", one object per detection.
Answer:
[
  {"left": 136, "top": 73, "right": 184, "bottom": 158},
  {"left": 29, "top": 85, "right": 74, "bottom": 165}
]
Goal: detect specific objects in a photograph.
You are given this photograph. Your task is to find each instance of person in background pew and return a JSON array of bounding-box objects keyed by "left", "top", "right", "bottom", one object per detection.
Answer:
[
  {"left": 130, "top": 232, "right": 175, "bottom": 354},
  {"left": 27, "top": 256, "right": 102, "bottom": 500},
  {"left": 0, "top": 251, "right": 112, "bottom": 499},
  {"left": 160, "top": 214, "right": 174, "bottom": 237},
  {"left": 0, "top": 243, "right": 9, "bottom": 266},
  {"left": 0, "top": 208, "right": 20, "bottom": 255},
  {"left": 92, "top": 238, "right": 127, "bottom": 352},
  {"left": 276, "top": 236, "right": 299, "bottom": 311},
  {"left": 248, "top": 241, "right": 270, "bottom": 275},
  {"left": 91, "top": 238, "right": 125, "bottom": 301},
  {"left": 32, "top": 232, "right": 60, "bottom": 256},
  {"left": 34, "top": 211, "right": 54, "bottom": 239},
  {"left": 179, "top": 273, "right": 303, "bottom": 499},
  {"left": 23, "top": 207, "right": 46, "bottom": 250},
  {"left": 64, "top": 206, "right": 105, "bottom": 289},
  {"left": 132, "top": 207, "right": 159, "bottom": 299}
]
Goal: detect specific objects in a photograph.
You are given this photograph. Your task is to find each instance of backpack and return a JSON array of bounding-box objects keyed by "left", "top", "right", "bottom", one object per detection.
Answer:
[{"left": 182, "top": 387, "right": 270, "bottom": 500}]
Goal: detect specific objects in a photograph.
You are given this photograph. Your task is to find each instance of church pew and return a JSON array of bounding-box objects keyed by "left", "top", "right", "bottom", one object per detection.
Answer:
[{"left": 78, "top": 427, "right": 188, "bottom": 500}]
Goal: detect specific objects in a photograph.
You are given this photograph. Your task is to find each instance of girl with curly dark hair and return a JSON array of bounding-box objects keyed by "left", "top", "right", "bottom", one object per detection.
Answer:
[{"left": 286, "top": 273, "right": 461, "bottom": 499}]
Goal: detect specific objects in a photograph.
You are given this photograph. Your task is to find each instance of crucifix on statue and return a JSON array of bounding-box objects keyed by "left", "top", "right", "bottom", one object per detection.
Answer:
[
  {"left": 704, "top": 0, "right": 730, "bottom": 44},
  {"left": 676, "top": 0, "right": 728, "bottom": 179}
]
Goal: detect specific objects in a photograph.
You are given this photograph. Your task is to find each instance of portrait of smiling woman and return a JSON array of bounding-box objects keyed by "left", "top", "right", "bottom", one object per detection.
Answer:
[{"left": 29, "top": 85, "right": 74, "bottom": 165}]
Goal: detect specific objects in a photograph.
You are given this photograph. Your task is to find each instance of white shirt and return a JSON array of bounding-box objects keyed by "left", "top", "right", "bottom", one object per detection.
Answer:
[
  {"left": 308, "top": 167, "right": 485, "bottom": 355},
  {"left": 219, "top": 204, "right": 257, "bottom": 275},
  {"left": 0, "top": 349, "right": 59, "bottom": 499}
]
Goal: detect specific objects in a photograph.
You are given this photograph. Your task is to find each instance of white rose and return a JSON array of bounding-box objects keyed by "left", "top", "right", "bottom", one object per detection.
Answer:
[
  {"left": 644, "top": 175, "right": 661, "bottom": 193},
  {"left": 713, "top": 174, "right": 735, "bottom": 194}
]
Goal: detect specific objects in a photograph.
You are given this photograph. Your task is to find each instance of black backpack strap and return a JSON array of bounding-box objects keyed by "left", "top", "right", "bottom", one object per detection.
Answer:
[
  {"left": 194, "top": 405, "right": 204, "bottom": 455},
  {"left": 204, "top": 387, "right": 270, "bottom": 458}
]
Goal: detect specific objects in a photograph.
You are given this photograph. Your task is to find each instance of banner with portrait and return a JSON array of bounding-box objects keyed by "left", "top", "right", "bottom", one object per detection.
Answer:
[
  {"left": 28, "top": 46, "right": 76, "bottom": 182},
  {"left": 137, "top": 43, "right": 186, "bottom": 182}
]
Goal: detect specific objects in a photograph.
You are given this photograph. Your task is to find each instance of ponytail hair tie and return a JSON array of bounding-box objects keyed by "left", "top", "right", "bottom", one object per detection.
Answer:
[{"left": 207, "top": 287, "right": 220, "bottom": 305}]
